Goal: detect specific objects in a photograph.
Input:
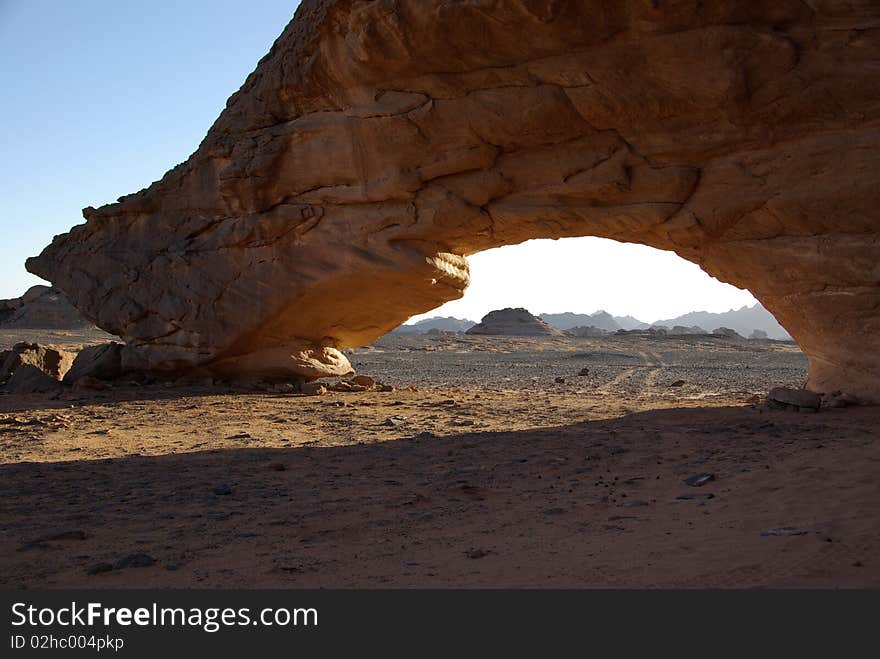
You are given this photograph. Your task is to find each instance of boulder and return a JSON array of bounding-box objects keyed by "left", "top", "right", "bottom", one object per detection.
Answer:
[
  {"left": 300, "top": 382, "right": 327, "bottom": 396},
  {"left": 767, "top": 387, "right": 822, "bottom": 411},
  {"left": 351, "top": 375, "right": 375, "bottom": 388},
  {"left": 64, "top": 342, "right": 124, "bottom": 384},
  {"left": 23, "top": 1, "right": 880, "bottom": 401},
  {"left": 4, "top": 364, "right": 62, "bottom": 394},
  {"left": 0, "top": 343, "right": 74, "bottom": 384}
]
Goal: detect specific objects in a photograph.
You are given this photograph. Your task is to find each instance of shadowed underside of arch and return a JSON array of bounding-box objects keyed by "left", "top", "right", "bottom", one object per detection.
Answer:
[{"left": 27, "top": 0, "right": 880, "bottom": 400}]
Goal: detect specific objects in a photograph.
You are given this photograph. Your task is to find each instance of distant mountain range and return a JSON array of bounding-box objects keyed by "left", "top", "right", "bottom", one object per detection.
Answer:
[
  {"left": 539, "top": 311, "right": 648, "bottom": 332},
  {"left": 397, "top": 303, "right": 792, "bottom": 340},
  {"left": 651, "top": 304, "right": 792, "bottom": 340},
  {"left": 392, "top": 316, "right": 476, "bottom": 334}
]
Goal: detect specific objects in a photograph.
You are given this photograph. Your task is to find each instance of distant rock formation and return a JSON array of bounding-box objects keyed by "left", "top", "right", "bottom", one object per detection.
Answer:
[
  {"left": 568, "top": 326, "right": 610, "bottom": 338},
  {"left": 393, "top": 316, "right": 476, "bottom": 334},
  {"left": 0, "top": 286, "right": 92, "bottom": 330},
  {"left": 467, "top": 308, "right": 565, "bottom": 337},
  {"left": 712, "top": 327, "right": 743, "bottom": 339},
  {"left": 669, "top": 325, "right": 707, "bottom": 335},
  {"left": 652, "top": 304, "right": 791, "bottom": 341},
  {"left": 541, "top": 311, "right": 649, "bottom": 332},
  {"left": 750, "top": 329, "right": 769, "bottom": 340}
]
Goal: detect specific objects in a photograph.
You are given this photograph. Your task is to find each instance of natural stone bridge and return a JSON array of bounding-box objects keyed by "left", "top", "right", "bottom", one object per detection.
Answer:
[{"left": 27, "top": 0, "right": 880, "bottom": 400}]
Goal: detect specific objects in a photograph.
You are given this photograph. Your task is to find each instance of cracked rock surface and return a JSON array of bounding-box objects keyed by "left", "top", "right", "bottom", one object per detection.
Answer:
[{"left": 26, "top": 0, "right": 880, "bottom": 397}]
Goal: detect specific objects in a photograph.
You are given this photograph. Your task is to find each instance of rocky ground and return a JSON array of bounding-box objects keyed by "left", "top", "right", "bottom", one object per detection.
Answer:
[{"left": 1, "top": 331, "right": 878, "bottom": 588}]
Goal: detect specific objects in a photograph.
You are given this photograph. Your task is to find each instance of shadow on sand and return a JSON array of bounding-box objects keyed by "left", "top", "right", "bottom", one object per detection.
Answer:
[{"left": 1, "top": 405, "right": 878, "bottom": 588}]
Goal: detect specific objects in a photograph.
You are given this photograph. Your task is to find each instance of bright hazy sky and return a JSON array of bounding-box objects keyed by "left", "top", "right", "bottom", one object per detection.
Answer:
[
  {"left": 408, "top": 238, "right": 757, "bottom": 325},
  {"left": 0, "top": 1, "right": 757, "bottom": 324}
]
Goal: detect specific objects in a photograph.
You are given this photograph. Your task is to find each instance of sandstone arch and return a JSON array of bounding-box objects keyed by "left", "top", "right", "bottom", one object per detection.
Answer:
[{"left": 27, "top": 0, "right": 880, "bottom": 400}]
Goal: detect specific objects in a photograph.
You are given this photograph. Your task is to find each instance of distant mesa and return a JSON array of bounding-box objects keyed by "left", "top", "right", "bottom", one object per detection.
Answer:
[
  {"left": 393, "top": 316, "right": 476, "bottom": 335},
  {"left": 467, "top": 308, "right": 565, "bottom": 337},
  {"left": 0, "top": 285, "right": 92, "bottom": 330},
  {"left": 712, "top": 327, "right": 743, "bottom": 339}
]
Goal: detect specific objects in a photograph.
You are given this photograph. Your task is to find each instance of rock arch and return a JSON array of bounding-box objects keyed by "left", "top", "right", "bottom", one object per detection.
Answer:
[{"left": 27, "top": 0, "right": 880, "bottom": 400}]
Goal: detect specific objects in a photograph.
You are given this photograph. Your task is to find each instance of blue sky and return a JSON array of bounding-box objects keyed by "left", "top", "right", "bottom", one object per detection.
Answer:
[
  {"left": 0, "top": 0, "right": 300, "bottom": 298},
  {"left": 0, "top": 0, "right": 757, "bottom": 322}
]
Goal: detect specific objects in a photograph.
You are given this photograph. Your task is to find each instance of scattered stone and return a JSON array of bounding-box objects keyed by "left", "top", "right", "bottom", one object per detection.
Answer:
[
  {"left": 621, "top": 500, "right": 650, "bottom": 508},
  {"left": 63, "top": 342, "right": 123, "bottom": 384},
  {"left": 213, "top": 484, "right": 233, "bottom": 496},
  {"left": 378, "top": 384, "right": 395, "bottom": 392},
  {"left": 554, "top": 377, "right": 566, "bottom": 384},
  {"left": 684, "top": 473, "right": 716, "bottom": 487},
  {"left": 269, "top": 463, "right": 287, "bottom": 472},
  {"left": 578, "top": 367, "right": 590, "bottom": 376},
  {"left": 767, "top": 387, "right": 821, "bottom": 411},
  {"left": 270, "top": 382, "right": 296, "bottom": 394},
  {"left": 115, "top": 554, "right": 157, "bottom": 569},
  {"left": 761, "top": 527, "right": 810, "bottom": 537},
  {"left": 543, "top": 507, "right": 565, "bottom": 516},
  {"left": 676, "top": 493, "right": 716, "bottom": 501},
  {"left": 352, "top": 375, "right": 375, "bottom": 388},
  {"left": 331, "top": 381, "right": 353, "bottom": 393},
  {"left": 669, "top": 380, "right": 686, "bottom": 388},
  {"left": 18, "top": 529, "right": 87, "bottom": 552},
  {"left": 465, "top": 548, "right": 492, "bottom": 559},
  {"left": 383, "top": 415, "right": 407, "bottom": 427},
  {"left": 348, "top": 384, "right": 369, "bottom": 392},
  {"left": 300, "top": 382, "right": 327, "bottom": 396},
  {"left": 85, "top": 562, "right": 113, "bottom": 575}
]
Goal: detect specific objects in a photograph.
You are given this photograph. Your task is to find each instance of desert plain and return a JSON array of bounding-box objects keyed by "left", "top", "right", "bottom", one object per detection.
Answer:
[{"left": 1, "top": 329, "right": 877, "bottom": 588}]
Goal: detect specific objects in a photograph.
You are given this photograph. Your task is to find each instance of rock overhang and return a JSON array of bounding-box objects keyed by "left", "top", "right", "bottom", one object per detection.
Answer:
[{"left": 25, "top": 0, "right": 880, "bottom": 399}]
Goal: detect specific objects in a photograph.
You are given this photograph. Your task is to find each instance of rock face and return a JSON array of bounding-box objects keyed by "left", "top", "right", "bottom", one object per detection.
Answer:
[
  {"left": 0, "top": 286, "right": 91, "bottom": 329},
  {"left": 467, "top": 308, "right": 565, "bottom": 337},
  {"left": 26, "top": 1, "right": 880, "bottom": 399}
]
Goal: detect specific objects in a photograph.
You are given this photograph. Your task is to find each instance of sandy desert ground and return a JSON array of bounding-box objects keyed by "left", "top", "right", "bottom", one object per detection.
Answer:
[{"left": 1, "top": 331, "right": 878, "bottom": 588}]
